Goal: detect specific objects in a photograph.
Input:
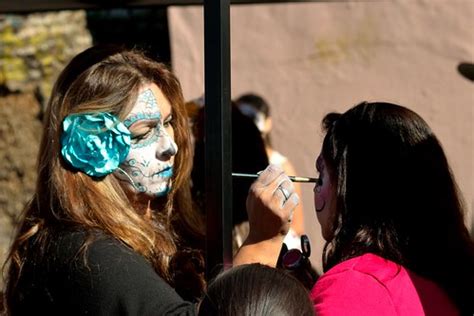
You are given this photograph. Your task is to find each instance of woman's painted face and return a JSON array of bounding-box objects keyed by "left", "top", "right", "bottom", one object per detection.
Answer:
[
  {"left": 314, "top": 154, "right": 337, "bottom": 241},
  {"left": 115, "top": 83, "right": 177, "bottom": 197}
]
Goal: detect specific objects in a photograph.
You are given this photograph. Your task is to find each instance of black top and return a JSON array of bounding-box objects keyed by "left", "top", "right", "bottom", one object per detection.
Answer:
[{"left": 12, "top": 230, "right": 197, "bottom": 315}]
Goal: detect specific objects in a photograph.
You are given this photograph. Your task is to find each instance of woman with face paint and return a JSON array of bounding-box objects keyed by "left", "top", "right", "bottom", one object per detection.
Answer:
[
  {"left": 310, "top": 102, "right": 474, "bottom": 315},
  {"left": 2, "top": 46, "right": 299, "bottom": 315}
]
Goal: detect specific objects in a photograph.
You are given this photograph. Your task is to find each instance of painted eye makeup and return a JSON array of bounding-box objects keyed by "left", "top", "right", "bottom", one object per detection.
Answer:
[
  {"left": 163, "top": 115, "right": 173, "bottom": 128},
  {"left": 130, "top": 121, "right": 158, "bottom": 144},
  {"left": 131, "top": 130, "right": 152, "bottom": 142}
]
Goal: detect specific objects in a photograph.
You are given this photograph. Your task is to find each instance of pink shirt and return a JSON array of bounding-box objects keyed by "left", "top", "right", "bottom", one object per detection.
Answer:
[{"left": 310, "top": 253, "right": 458, "bottom": 316}]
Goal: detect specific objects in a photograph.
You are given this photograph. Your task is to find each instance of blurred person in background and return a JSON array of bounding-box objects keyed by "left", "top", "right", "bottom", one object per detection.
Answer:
[
  {"left": 236, "top": 93, "right": 305, "bottom": 250},
  {"left": 187, "top": 99, "right": 269, "bottom": 253}
]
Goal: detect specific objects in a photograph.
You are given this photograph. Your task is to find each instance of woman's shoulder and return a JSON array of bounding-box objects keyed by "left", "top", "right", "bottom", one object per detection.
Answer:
[
  {"left": 20, "top": 228, "right": 196, "bottom": 315},
  {"left": 320, "top": 253, "right": 401, "bottom": 281},
  {"left": 45, "top": 228, "right": 135, "bottom": 267},
  {"left": 310, "top": 254, "right": 398, "bottom": 315},
  {"left": 41, "top": 229, "right": 143, "bottom": 289},
  {"left": 61, "top": 229, "right": 156, "bottom": 289},
  {"left": 310, "top": 253, "right": 459, "bottom": 316}
]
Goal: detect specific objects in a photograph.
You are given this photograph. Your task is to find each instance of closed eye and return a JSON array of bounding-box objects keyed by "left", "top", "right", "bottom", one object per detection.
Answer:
[
  {"left": 131, "top": 129, "right": 153, "bottom": 143},
  {"left": 163, "top": 115, "right": 173, "bottom": 128}
]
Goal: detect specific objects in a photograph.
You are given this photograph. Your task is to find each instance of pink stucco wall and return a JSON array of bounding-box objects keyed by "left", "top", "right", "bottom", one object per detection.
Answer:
[{"left": 169, "top": 0, "right": 473, "bottom": 271}]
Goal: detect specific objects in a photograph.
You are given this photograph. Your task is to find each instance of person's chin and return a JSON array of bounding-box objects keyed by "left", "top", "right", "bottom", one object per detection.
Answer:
[
  {"left": 153, "top": 186, "right": 171, "bottom": 197},
  {"left": 124, "top": 185, "right": 167, "bottom": 200},
  {"left": 146, "top": 181, "right": 172, "bottom": 198},
  {"left": 321, "top": 230, "right": 330, "bottom": 241},
  {"left": 321, "top": 226, "right": 335, "bottom": 241}
]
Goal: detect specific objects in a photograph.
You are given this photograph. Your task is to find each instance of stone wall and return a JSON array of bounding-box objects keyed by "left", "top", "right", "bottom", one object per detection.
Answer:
[
  {"left": 0, "top": 93, "right": 42, "bottom": 269},
  {"left": 0, "top": 11, "right": 91, "bottom": 99},
  {"left": 0, "top": 11, "right": 92, "bottom": 287}
]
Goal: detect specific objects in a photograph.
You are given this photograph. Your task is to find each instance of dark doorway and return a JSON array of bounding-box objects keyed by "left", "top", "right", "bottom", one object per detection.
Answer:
[{"left": 86, "top": 8, "right": 171, "bottom": 66}]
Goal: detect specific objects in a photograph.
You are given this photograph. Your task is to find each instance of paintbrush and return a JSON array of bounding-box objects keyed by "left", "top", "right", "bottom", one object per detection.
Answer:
[{"left": 232, "top": 172, "right": 319, "bottom": 183}]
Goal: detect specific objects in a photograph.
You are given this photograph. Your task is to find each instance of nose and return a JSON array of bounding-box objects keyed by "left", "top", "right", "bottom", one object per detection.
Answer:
[{"left": 156, "top": 131, "right": 178, "bottom": 161}]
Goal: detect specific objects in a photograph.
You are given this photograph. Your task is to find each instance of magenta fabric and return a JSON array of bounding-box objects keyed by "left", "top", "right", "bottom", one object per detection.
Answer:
[{"left": 310, "top": 253, "right": 458, "bottom": 316}]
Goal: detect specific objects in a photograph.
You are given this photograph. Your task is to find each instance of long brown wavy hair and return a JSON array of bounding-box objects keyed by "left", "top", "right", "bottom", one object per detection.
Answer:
[
  {"left": 320, "top": 101, "right": 474, "bottom": 314},
  {"left": 3, "top": 46, "right": 205, "bottom": 310}
]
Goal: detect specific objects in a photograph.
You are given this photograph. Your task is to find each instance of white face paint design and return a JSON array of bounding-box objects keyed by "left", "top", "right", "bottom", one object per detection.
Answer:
[{"left": 115, "top": 83, "right": 178, "bottom": 197}]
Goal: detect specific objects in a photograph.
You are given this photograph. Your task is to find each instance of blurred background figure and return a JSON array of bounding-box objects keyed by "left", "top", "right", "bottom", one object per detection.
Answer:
[
  {"left": 235, "top": 93, "right": 305, "bottom": 249},
  {"left": 198, "top": 263, "right": 315, "bottom": 316},
  {"left": 187, "top": 99, "right": 269, "bottom": 253}
]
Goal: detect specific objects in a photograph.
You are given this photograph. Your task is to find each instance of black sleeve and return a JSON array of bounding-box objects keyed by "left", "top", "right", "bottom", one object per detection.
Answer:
[{"left": 57, "top": 233, "right": 197, "bottom": 316}]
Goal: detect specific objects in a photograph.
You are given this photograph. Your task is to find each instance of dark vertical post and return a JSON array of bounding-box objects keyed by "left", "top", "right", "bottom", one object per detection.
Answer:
[{"left": 204, "top": 0, "right": 233, "bottom": 279}]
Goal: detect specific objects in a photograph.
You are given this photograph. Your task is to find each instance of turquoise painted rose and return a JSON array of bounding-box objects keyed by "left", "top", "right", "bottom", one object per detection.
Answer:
[{"left": 61, "top": 112, "right": 131, "bottom": 177}]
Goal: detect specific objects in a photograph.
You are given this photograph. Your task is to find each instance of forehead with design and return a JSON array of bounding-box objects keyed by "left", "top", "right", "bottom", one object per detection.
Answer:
[{"left": 123, "top": 85, "right": 163, "bottom": 128}]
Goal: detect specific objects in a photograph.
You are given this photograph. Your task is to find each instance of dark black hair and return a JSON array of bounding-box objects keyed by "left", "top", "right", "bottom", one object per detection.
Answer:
[
  {"left": 321, "top": 101, "right": 474, "bottom": 314},
  {"left": 199, "top": 263, "right": 314, "bottom": 316},
  {"left": 191, "top": 103, "right": 269, "bottom": 227},
  {"left": 235, "top": 93, "right": 271, "bottom": 118},
  {"left": 235, "top": 93, "right": 273, "bottom": 146}
]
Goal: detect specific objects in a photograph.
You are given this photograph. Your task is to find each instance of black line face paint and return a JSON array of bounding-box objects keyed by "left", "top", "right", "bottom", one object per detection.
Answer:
[
  {"left": 314, "top": 154, "right": 337, "bottom": 240},
  {"left": 316, "top": 201, "right": 326, "bottom": 213}
]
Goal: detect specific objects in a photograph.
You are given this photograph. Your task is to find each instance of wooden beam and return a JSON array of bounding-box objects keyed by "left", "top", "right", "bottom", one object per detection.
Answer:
[
  {"left": 203, "top": 0, "right": 233, "bottom": 279},
  {"left": 0, "top": 0, "right": 366, "bottom": 14}
]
